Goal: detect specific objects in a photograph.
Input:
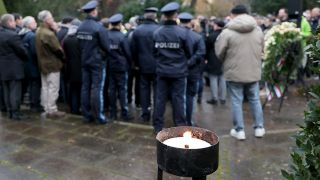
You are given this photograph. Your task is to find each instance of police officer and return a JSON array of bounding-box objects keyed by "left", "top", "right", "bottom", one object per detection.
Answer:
[
  {"left": 131, "top": 7, "right": 159, "bottom": 122},
  {"left": 107, "top": 14, "right": 133, "bottom": 121},
  {"left": 178, "top": 12, "right": 206, "bottom": 126},
  {"left": 77, "top": 0, "right": 109, "bottom": 124},
  {"left": 153, "top": 2, "right": 193, "bottom": 133}
]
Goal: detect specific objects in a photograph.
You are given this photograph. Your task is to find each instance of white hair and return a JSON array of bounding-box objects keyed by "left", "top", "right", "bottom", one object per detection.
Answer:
[
  {"left": 1, "top": 14, "right": 14, "bottom": 27},
  {"left": 38, "top": 10, "right": 51, "bottom": 22},
  {"left": 22, "top": 16, "right": 35, "bottom": 27}
]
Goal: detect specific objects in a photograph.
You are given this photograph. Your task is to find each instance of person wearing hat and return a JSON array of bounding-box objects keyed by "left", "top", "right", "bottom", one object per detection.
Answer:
[
  {"left": 153, "top": 2, "right": 193, "bottom": 133},
  {"left": 215, "top": 4, "right": 265, "bottom": 140},
  {"left": 77, "top": 0, "right": 110, "bottom": 124},
  {"left": 178, "top": 12, "right": 206, "bottom": 126},
  {"left": 107, "top": 13, "right": 133, "bottom": 121},
  {"left": 205, "top": 18, "right": 227, "bottom": 106},
  {"left": 131, "top": 7, "right": 159, "bottom": 122}
]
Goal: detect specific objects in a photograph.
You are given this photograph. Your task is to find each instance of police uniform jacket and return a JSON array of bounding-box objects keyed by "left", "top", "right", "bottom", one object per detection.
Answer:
[
  {"left": 77, "top": 16, "right": 109, "bottom": 67},
  {"left": 185, "top": 27, "right": 206, "bottom": 77},
  {"left": 35, "top": 25, "right": 64, "bottom": 75},
  {"left": 107, "top": 28, "right": 131, "bottom": 72},
  {"left": 153, "top": 20, "right": 193, "bottom": 78},
  {"left": 131, "top": 19, "right": 159, "bottom": 74},
  {"left": 0, "top": 27, "right": 28, "bottom": 81}
]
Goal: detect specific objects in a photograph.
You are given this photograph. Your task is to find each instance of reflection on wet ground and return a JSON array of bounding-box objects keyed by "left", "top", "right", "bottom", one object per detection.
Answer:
[{"left": 0, "top": 87, "right": 306, "bottom": 179}]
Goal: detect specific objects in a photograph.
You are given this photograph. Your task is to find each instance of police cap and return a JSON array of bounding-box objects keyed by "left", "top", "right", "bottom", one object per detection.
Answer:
[
  {"left": 109, "top": 13, "right": 123, "bottom": 24},
  {"left": 144, "top": 7, "right": 158, "bottom": 13},
  {"left": 178, "top": 12, "right": 193, "bottom": 21},
  {"left": 81, "top": 0, "right": 98, "bottom": 13},
  {"left": 160, "top": 2, "right": 180, "bottom": 14}
]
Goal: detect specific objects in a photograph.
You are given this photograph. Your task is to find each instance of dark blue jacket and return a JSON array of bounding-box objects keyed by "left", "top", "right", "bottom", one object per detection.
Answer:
[
  {"left": 107, "top": 28, "right": 131, "bottom": 72},
  {"left": 77, "top": 16, "right": 109, "bottom": 67},
  {"left": 131, "top": 19, "right": 159, "bottom": 74},
  {"left": 184, "top": 27, "right": 206, "bottom": 77},
  {"left": 153, "top": 20, "right": 193, "bottom": 78},
  {"left": 20, "top": 30, "right": 40, "bottom": 78}
]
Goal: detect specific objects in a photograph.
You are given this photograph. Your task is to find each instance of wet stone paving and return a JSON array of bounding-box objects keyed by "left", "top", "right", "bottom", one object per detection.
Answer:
[{"left": 0, "top": 87, "right": 307, "bottom": 180}]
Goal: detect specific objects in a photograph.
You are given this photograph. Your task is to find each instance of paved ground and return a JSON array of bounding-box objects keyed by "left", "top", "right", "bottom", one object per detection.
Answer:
[{"left": 0, "top": 86, "right": 307, "bottom": 180}]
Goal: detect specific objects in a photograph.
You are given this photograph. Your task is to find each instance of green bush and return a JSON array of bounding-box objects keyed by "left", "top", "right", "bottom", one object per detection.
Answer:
[
  {"left": 0, "top": 0, "right": 6, "bottom": 15},
  {"left": 282, "top": 27, "right": 320, "bottom": 180}
]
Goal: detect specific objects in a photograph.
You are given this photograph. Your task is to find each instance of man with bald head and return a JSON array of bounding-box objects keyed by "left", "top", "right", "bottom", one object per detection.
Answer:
[{"left": 0, "top": 14, "right": 28, "bottom": 120}]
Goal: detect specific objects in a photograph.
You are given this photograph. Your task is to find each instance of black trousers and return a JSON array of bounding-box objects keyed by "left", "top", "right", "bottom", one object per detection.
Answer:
[
  {"left": 140, "top": 73, "right": 157, "bottom": 121},
  {"left": 0, "top": 83, "right": 6, "bottom": 111},
  {"left": 1, "top": 80, "right": 22, "bottom": 112}
]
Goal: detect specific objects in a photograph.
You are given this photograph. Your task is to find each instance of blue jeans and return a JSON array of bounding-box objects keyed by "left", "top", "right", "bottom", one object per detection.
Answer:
[
  {"left": 227, "top": 81, "right": 264, "bottom": 131},
  {"left": 209, "top": 74, "right": 226, "bottom": 101}
]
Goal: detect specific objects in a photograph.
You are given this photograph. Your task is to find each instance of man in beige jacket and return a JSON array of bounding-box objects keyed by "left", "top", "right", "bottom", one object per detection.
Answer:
[{"left": 215, "top": 4, "right": 265, "bottom": 140}]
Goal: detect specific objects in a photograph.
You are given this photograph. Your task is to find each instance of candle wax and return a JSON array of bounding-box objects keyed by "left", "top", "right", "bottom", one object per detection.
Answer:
[{"left": 163, "top": 137, "right": 211, "bottom": 149}]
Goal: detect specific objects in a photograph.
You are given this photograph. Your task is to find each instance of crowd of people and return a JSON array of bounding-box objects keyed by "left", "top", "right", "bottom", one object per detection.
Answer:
[{"left": 0, "top": 1, "right": 316, "bottom": 140}]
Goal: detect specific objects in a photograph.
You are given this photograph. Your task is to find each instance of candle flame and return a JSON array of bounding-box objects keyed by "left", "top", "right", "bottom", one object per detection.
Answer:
[{"left": 183, "top": 131, "right": 192, "bottom": 138}]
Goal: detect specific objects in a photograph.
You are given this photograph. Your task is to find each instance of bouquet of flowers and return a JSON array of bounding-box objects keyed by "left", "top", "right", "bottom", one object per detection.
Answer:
[{"left": 262, "top": 22, "right": 303, "bottom": 109}]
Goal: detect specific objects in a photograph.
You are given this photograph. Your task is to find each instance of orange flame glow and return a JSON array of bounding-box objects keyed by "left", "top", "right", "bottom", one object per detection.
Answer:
[{"left": 183, "top": 131, "right": 192, "bottom": 138}]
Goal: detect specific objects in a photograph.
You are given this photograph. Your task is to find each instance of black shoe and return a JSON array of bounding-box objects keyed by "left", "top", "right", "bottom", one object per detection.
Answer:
[
  {"left": 83, "top": 115, "right": 94, "bottom": 123},
  {"left": 220, "top": 100, "right": 226, "bottom": 105},
  {"left": 197, "top": 98, "right": 202, "bottom": 104},
  {"left": 11, "top": 112, "right": 29, "bottom": 121},
  {"left": 30, "top": 106, "right": 43, "bottom": 113},
  {"left": 206, "top": 99, "right": 218, "bottom": 105},
  {"left": 97, "top": 120, "right": 108, "bottom": 125},
  {"left": 109, "top": 114, "right": 117, "bottom": 121},
  {"left": 139, "top": 116, "right": 150, "bottom": 122},
  {"left": 122, "top": 115, "right": 134, "bottom": 121}
]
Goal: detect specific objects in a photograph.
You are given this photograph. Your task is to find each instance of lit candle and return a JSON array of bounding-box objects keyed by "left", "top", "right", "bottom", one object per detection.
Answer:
[{"left": 162, "top": 131, "right": 211, "bottom": 149}]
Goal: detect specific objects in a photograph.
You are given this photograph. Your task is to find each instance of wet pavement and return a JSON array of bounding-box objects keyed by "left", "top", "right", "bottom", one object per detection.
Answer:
[{"left": 0, "top": 86, "right": 307, "bottom": 180}]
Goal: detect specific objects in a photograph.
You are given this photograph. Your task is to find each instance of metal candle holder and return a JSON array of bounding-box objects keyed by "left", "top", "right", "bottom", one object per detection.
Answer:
[{"left": 156, "top": 126, "right": 219, "bottom": 180}]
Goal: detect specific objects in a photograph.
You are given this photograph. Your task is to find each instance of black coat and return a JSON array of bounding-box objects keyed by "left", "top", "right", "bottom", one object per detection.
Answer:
[
  {"left": 205, "top": 29, "right": 223, "bottom": 75},
  {"left": 0, "top": 27, "right": 28, "bottom": 80},
  {"left": 63, "top": 34, "right": 82, "bottom": 83},
  {"left": 131, "top": 19, "right": 159, "bottom": 74}
]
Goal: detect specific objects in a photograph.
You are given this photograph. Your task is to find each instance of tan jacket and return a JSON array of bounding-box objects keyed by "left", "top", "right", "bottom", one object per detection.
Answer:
[
  {"left": 215, "top": 14, "right": 264, "bottom": 83},
  {"left": 35, "top": 25, "right": 63, "bottom": 75}
]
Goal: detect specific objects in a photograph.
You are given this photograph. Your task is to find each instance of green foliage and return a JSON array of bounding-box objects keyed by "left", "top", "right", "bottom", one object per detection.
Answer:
[
  {"left": 251, "top": 0, "right": 286, "bottom": 15},
  {"left": 3, "top": 0, "right": 87, "bottom": 21},
  {"left": 282, "top": 27, "right": 320, "bottom": 180},
  {"left": 251, "top": 0, "right": 320, "bottom": 15},
  {"left": 118, "top": 0, "right": 193, "bottom": 22},
  {"left": 0, "top": 0, "right": 6, "bottom": 15}
]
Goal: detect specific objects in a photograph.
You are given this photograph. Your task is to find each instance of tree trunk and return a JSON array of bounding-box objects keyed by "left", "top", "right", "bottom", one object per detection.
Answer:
[
  {"left": 190, "top": 0, "right": 197, "bottom": 7},
  {"left": 0, "top": 0, "right": 7, "bottom": 15}
]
